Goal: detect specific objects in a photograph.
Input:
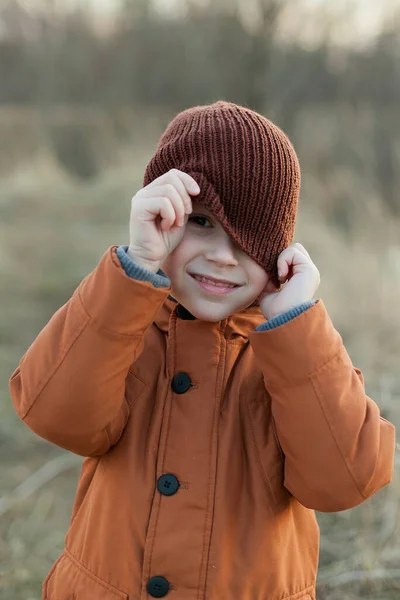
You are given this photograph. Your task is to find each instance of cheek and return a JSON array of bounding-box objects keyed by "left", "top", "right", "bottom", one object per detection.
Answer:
[
  {"left": 248, "top": 267, "right": 269, "bottom": 294},
  {"left": 175, "top": 231, "right": 204, "bottom": 264},
  {"left": 161, "top": 237, "right": 192, "bottom": 275}
]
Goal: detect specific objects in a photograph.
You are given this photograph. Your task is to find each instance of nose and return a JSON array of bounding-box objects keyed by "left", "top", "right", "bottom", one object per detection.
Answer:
[{"left": 203, "top": 231, "right": 240, "bottom": 266}]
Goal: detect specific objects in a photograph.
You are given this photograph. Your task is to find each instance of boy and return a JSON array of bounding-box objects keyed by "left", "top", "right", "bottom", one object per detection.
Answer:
[{"left": 10, "top": 101, "right": 395, "bottom": 600}]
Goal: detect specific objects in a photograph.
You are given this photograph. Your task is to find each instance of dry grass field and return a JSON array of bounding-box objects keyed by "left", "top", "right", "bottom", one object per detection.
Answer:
[{"left": 0, "top": 107, "right": 399, "bottom": 599}]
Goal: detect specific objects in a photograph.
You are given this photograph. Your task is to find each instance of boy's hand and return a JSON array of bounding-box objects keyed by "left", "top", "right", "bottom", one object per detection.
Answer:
[
  {"left": 128, "top": 169, "right": 200, "bottom": 272},
  {"left": 258, "top": 243, "right": 320, "bottom": 321}
]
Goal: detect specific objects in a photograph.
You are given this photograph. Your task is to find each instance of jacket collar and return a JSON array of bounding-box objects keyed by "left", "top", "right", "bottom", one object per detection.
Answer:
[{"left": 153, "top": 294, "right": 265, "bottom": 341}]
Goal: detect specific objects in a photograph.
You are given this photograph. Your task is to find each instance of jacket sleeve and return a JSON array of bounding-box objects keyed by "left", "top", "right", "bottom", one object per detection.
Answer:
[
  {"left": 9, "top": 246, "right": 171, "bottom": 457},
  {"left": 249, "top": 299, "right": 396, "bottom": 512},
  {"left": 255, "top": 301, "right": 315, "bottom": 331}
]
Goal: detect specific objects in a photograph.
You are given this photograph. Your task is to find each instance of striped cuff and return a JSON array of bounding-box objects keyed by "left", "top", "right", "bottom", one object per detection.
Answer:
[
  {"left": 116, "top": 246, "right": 171, "bottom": 289},
  {"left": 255, "top": 301, "right": 316, "bottom": 331}
]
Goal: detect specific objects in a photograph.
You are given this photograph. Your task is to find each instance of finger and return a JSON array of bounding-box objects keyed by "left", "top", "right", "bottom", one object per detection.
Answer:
[
  {"left": 291, "top": 245, "right": 318, "bottom": 277},
  {"left": 146, "top": 170, "right": 197, "bottom": 214},
  {"left": 169, "top": 169, "right": 201, "bottom": 197},
  {"left": 168, "top": 171, "right": 197, "bottom": 214},
  {"left": 279, "top": 246, "right": 311, "bottom": 267},
  {"left": 276, "top": 249, "right": 292, "bottom": 280},
  {"left": 277, "top": 247, "right": 304, "bottom": 280},
  {"left": 141, "top": 184, "right": 186, "bottom": 226},
  {"left": 142, "top": 196, "right": 176, "bottom": 231},
  {"left": 292, "top": 242, "right": 311, "bottom": 259},
  {"left": 147, "top": 169, "right": 200, "bottom": 201},
  {"left": 158, "top": 197, "right": 178, "bottom": 231}
]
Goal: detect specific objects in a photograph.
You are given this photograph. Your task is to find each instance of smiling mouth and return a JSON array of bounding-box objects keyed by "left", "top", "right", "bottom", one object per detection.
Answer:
[
  {"left": 189, "top": 273, "right": 243, "bottom": 295},
  {"left": 189, "top": 273, "right": 242, "bottom": 287},
  {"left": 190, "top": 274, "right": 241, "bottom": 288}
]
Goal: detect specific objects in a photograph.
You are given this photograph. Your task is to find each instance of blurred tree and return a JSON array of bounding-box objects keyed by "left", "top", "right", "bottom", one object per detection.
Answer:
[
  {"left": 119, "top": 0, "right": 154, "bottom": 22},
  {"left": 241, "top": 0, "right": 287, "bottom": 112},
  {"left": 0, "top": 0, "right": 398, "bottom": 215}
]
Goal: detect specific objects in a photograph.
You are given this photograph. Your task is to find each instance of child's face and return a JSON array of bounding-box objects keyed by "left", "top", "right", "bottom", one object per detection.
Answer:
[{"left": 161, "top": 200, "right": 270, "bottom": 322}]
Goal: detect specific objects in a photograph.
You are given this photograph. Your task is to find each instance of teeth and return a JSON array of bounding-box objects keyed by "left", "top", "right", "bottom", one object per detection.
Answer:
[{"left": 193, "top": 275, "right": 236, "bottom": 288}]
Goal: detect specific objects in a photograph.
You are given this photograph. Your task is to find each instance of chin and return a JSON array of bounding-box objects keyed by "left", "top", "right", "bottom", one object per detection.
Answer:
[
  {"left": 177, "top": 301, "right": 230, "bottom": 323},
  {"left": 195, "top": 311, "right": 228, "bottom": 323},
  {"left": 184, "top": 300, "right": 238, "bottom": 322}
]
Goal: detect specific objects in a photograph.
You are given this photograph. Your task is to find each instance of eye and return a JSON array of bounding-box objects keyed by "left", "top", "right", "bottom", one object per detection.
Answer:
[{"left": 188, "top": 215, "right": 212, "bottom": 228}]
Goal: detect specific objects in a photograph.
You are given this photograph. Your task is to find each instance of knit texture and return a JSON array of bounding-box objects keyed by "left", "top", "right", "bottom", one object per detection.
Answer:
[{"left": 144, "top": 101, "right": 300, "bottom": 287}]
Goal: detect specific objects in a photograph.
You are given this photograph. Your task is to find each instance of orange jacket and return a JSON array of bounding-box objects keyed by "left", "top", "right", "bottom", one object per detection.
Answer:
[{"left": 10, "top": 246, "right": 395, "bottom": 600}]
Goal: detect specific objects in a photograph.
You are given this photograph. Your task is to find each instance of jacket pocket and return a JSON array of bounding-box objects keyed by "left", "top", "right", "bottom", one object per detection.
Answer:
[
  {"left": 43, "top": 549, "right": 128, "bottom": 600},
  {"left": 246, "top": 395, "right": 289, "bottom": 509}
]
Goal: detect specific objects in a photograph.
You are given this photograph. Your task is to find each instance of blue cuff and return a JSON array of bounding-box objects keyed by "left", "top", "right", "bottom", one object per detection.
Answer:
[
  {"left": 116, "top": 246, "right": 171, "bottom": 289},
  {"left": 255, "top": 301, "right": 315, "bottom": 331}
]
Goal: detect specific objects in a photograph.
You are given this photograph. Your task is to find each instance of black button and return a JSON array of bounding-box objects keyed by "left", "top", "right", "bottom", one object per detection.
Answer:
[
  {"left": 176, "top": 304, "right": 196, "bottom": 320},
  {"left": 147, "top": 576, "right": 170, "bottom": 597},
  {"left": 157, "top": 473, "right": 180, "bottom": 496},
  {"left": 171, "top": 372, "right": 191, "bottom": 394}
]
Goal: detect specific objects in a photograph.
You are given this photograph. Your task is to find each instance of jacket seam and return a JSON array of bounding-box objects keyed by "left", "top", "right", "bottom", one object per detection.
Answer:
[
  {"left": 271, "top": 412, "right": 285, "bottom": 463},
  {"left": 69, "top": 457, "right": 102, "bottom": 526},
  {"left": 245, "top": 397, "right": 278, "bottom": 505},
  {"left": 309, "top": 352, "right": 367, "bottom": 501},
  {"left": 281, "top": 584, "right": 315, "bottom": 600},
  {"left": 265, "top": 349, "right": 343, "bottom": 390},
  {"left": 43, "top": 551, "right": 65, "bottom": 599},
  {"left": 63, "top": 547, "right": 127, "bottom": 596},
  {"left": 126, "top": 370, "right": 148, "bottom": 408},
  {"left": 249, "top": 391, "right": 285, "bottom": 463},
  {"left": 103, "top": 422, "right": 112, "bottom": 451},
  {"left": 145, "top": 312, "right": 177, "bottom": 585},
  {"left": 77, "top": 287, "right": 148, "bottom": 340},
  {"left": 103, "top": 397, "right": 131, "bottom": 453},
  {"left": 197, "top": 321, "right": 227, "bottom": 600},
  {"left": 21, "top": 306, "right": 89, "bottom": 421}
]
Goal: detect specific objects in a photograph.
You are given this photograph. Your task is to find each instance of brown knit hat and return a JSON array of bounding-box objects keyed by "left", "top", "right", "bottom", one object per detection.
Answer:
[{"left": 144, "top": 101, "right": 300, "bottom": 287}]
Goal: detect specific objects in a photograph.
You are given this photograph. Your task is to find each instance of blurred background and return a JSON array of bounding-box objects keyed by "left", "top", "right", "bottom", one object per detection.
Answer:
[{"left": 0, "top": 0, "right": 399, "bottom": 598}]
